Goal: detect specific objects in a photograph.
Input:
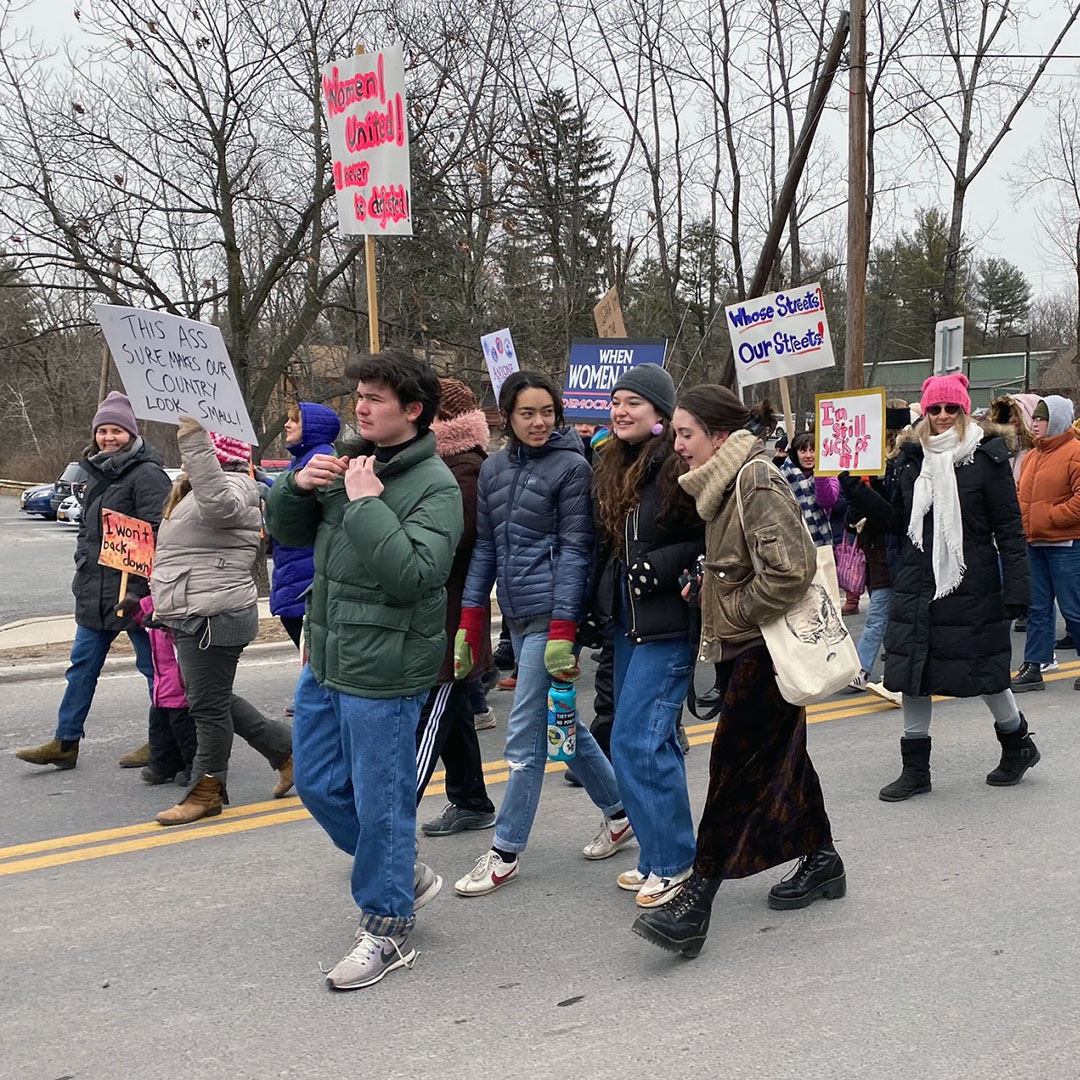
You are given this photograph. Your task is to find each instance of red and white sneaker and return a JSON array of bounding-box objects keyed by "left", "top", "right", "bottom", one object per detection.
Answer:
[
  {"left": 454, "top": 850, "right": 519, "bottom": 896},
  {"left": 583, "top": 816, "right": 635, "bottom": 860}
]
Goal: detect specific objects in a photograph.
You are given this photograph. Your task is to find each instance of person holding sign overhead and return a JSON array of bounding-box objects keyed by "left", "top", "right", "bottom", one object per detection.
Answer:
[
  {"left": 16, "top": 392, "right": 171, "bottom": 772},
  {"left": 151, "top": 418, "right": 295, "bottom": 825}
]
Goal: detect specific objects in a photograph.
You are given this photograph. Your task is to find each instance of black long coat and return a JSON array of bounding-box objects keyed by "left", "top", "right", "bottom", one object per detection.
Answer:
[
  {"left": 73, "top": 439, "right": 171, "bottom": 632},
  {"left": 847, "top": 434, "right": 1028, "bottom": 698}
]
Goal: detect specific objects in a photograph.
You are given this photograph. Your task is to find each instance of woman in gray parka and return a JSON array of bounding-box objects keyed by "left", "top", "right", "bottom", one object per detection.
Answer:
[{"left": 151, "top": 415, "right": 294, "bottom": 826}]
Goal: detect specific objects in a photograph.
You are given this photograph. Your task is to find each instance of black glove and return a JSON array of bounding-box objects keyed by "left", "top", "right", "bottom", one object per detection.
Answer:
[
  {"left": 627, "top": 556, "right": 662, "bottom": 598},
  {"left": 1005, "top": 604, "right": 1028, "bottom": 621},
  {"left": 837, "top": 470, "right": 861, "bottom": 498},
  {"left": 576, "top": 612, "right": 606, "bottom": 650}
]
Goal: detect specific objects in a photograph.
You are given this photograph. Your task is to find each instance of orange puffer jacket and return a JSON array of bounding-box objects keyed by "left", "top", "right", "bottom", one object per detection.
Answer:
[{"left": 1018, "top": 431, "right": 1080, "bottom": 542}]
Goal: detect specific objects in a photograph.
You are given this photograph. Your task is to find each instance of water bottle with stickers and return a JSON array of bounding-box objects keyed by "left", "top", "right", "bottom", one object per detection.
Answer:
[{"left": 546, "top": 681, "right": 577, "bottom": 763}]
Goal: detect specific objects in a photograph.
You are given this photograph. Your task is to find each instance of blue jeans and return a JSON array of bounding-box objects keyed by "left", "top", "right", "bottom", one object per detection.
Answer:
[
  {"left": 291, "top": 665, "right": 421, "bottom": 937},
  {"left": 610, "top": 627, "right": 696, "bottom": 878},
  {"left": 856, "top": 586, "right": 892, "bottom": 676},
  {"left": 1024, "top": 543, "right": 1080, "bottom": 664},
  {"left": 55, "top": 624, "right": 154, "bottom": 741},
  {"left": 494, "top": 630, "right": 622, "bottom": 855}
]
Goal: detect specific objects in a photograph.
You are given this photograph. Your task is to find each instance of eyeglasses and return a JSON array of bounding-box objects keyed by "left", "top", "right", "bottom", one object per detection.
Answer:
[{"left": 926, "top": 404, "right": 961, "bottom": 416}]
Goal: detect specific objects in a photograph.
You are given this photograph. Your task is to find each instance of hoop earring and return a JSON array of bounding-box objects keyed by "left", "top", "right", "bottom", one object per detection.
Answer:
[{"left": 651, "top": 422, "right": 664, "bottom": 436}]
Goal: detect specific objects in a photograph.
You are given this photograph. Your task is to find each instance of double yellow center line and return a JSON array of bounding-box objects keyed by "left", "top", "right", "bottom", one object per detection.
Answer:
[{"left": 4, "top": 660, "right": 1075, "bottom": 878}]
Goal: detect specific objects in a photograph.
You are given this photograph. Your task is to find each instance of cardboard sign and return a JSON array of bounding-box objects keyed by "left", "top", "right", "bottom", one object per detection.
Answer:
[
  {"left": 593, "top": 286, "right": 627, "bottom": 338},
  {"left": 321, "top": 44, "right": 412, "bottom": 236},
  {"left": 94, "top": 305, "right": 257, "bottom": 444},
  {"left": 480, "top": 328, "right": 519, "bottom": 400},
  {"left": 726, "top": 283, "right": 836, "bottom": 389},
  {"left": 814, "top": 388, "right": 887, "bottom": 477},
  {"left": 563, "top": 339, "right": 666, "bottom": 421},
  {"left": 98, "top": 509, "right": 155, "bottom": 577}
]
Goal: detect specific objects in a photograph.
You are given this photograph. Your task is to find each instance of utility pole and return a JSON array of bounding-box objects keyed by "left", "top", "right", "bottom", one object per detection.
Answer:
[
  {"left": 845, "top": 0, "right": 867, "bottom": 390},
  {"left": 97, "top": 239, "right": 122, "bottom": 403}
]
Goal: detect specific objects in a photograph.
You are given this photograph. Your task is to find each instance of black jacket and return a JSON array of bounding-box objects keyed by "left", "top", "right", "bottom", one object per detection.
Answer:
[
  {"left": 846, "top": 433, "right": 1028, "bottom": 698},
  {"left": 597, "top": 451, "right": 705, "bottom": 644},
  {"left": 73, "top": 438, "right": 172, "bottom": 632}
]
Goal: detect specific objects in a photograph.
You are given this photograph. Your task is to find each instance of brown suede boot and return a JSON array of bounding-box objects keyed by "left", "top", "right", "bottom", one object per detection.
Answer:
[
  {"left": 272, "top": 755, "right": 294, "bottom": 799},
  {"left": 119, "top": 742, "right": 151, "bottom": 768},
  {"left": 15, "top": 738, "right": 78, "bottom": 769},
  {"left": 156, "top": 776, "right": 224, "bottom": 826}
]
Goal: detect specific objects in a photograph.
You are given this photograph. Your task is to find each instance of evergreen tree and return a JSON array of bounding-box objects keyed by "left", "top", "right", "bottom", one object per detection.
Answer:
[{"left": 971, "top": 257, "right": 1031, "bottom": 349}]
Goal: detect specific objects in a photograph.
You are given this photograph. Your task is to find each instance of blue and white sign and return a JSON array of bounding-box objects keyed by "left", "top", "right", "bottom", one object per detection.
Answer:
[
  {"left": 725, "top": 283, "right": 835, "bottom": 389},
  {"left": 480, "top": 327, "right": 519, "bottom": 400},
  {"left": 563, "top": 339, "right": 667, "bottom": 421}
]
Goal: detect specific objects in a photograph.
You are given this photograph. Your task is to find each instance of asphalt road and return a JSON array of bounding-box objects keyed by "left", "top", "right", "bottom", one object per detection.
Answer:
[
  {"left": 0, "top": 496, "right": 81, "bottom": 624},
  {"left": 2, "top": 632, "right": 1078, "bottom": 1079}
]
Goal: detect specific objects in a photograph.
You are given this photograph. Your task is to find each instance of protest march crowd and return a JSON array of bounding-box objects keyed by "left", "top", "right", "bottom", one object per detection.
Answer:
[{"left": 17, "top": 349, "right": 1068, "bottom": 991}]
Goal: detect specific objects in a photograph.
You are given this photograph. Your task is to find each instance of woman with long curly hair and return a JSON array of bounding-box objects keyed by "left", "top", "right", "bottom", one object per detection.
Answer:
[{"left": 592, "top": 364, "right": 705, "bottom": 910}]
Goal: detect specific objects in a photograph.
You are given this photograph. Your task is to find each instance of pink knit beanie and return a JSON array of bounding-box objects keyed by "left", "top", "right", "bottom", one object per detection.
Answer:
[
  {"left": 209, "top": 432, "right": 251, "bottom": 466},
  {"left": 920, "top": 373, "right": 971, "bottom": 414}
]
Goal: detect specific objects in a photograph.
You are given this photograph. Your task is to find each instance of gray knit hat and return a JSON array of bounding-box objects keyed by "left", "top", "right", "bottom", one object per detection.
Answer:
[
  {"left": 91, "top": 391, "right": 138, "bottom": 437},
  {"left": 611, "top": 363, "right": 676, "bottom": 419}
]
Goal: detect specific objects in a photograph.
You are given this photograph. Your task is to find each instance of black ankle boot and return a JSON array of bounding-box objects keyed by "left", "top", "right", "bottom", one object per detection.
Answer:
[
  {"left": 986, "top": 715, "right": 1041, "bottom": 786},
  {"left": 879, "top": 737, "right": 932, "bottom": 802},
  {"left": 632, "top": 871, "right": 721, "bottom": 959},
  {"left": 767, "top": 849, "right": 846, "bottom": 910}
]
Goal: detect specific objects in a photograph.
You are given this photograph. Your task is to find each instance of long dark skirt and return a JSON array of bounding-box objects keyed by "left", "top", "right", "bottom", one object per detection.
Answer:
[{"left": 695, "top": 645, "right": 833, "bottom": 879}]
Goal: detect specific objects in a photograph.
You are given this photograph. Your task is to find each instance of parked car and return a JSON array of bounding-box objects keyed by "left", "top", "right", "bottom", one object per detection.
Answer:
[
  {"left": 50, "top": 462, "right": 89, "bottom": 517},
  {"left": 56, "top": 494, "right": 82, "bottom": 525},
  {"left": 19, "top": 483, "right": 56, "bottom": 519}
]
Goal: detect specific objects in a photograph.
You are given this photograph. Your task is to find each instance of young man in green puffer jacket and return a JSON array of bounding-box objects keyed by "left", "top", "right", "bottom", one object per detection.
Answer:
[{"left": 265, "top": 348, "right": 462, "bottom": 991}]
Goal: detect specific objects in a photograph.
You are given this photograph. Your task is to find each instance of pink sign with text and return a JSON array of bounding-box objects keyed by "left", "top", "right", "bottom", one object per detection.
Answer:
[{"left": 815, "top": 388, "right": 886, "bottom": 477}]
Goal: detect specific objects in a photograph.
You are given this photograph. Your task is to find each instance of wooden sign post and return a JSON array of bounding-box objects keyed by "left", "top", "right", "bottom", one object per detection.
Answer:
[{"left": 357, "top": 45, "right": 380, "bottom": 354}]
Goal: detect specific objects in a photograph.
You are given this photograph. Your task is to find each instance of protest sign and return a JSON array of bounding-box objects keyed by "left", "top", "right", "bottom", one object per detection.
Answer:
[
  {"left": 725, "top": 283, "right": 835, "bottom": 389},
  {"left": 563, "top": 339, "right": 666, "bottom": 421},
  {"left": 814, "top": 387, "right": 887, "bottom": 477},
  {"left": 593, "top": 286, "right": 627, "bottom": 338},
  {"left": 480, "top": 328, "right": 519, "bottom": 400},
  {"left": 94, "top": 305, "right": 257, "bottom": 444},
  {"left": 99, "top": 509, "right": 155, "bottom": 577},
  {"left": 321, "top": 43, "right": 412, "bottom": 236}
]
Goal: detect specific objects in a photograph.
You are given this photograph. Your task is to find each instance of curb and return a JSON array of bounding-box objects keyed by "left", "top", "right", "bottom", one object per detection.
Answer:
[{"left": 0, "top": 639, "right": 298, "bottom": 685}]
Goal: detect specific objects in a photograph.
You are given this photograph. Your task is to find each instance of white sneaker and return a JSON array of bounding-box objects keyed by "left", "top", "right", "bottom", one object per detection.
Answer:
[
  {"left": 473, "top": 708, "right": 497, "bottom": 731},
  {"left": 848, "top": 670, "right": 870, "bottom": 692},
  {"left": 635, "top": 868, "right": 692, "bottom": 908},
  {"left": 583, "top": 816, "right": 635, "bottom": 860},
  {"left": 865, "top": 681, "right": 902, "bottom": 707},
  {"left": 1041, "top": 655, "right": 1059, "bottom": 673},
  {"left": 325, "top": 930, "right": 416, "bottom": 991},
  {"left": 454, "top": 850, "right": 519, "bottom": 896},
  {"left": 617, "top": 868, "right": 648, "bottom": 891}
]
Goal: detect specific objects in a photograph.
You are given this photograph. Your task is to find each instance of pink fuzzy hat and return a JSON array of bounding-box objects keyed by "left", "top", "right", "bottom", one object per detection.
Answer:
[
  {"left": 209, "top": 432, "right": 251, "bottom": 466},
  {"left": 920, "top": 373, "right": 971, "bottom": 414}
]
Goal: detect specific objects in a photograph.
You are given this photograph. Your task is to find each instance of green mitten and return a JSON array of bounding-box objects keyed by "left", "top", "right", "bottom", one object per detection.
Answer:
[
  {"left": 544, "top": 637, "right": 578, "bottom": 681},
  {"left": 453, "top": 629, "right": 474, "bottom": 681}
]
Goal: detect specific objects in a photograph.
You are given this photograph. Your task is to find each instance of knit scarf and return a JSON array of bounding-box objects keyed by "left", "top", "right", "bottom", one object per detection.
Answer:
[
  {"left": 778, "top": 457, "right": 834, "bottom": 548},
  {"left": 907, "top": 422, "right": 983, "bottom": 599},
  {"left": 677, "top": 429, "right": 757, "bottom": 519}
]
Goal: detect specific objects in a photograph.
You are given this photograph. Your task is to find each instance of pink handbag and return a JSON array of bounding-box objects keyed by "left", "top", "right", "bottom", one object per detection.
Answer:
[{"left": 835, "top": 531, "right": 866, "bottom": 597}]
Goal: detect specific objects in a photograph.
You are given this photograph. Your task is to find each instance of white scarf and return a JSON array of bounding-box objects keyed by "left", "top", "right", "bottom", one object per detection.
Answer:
[{"left": 907, "top": 423, "right": 983, "bottom": 599}]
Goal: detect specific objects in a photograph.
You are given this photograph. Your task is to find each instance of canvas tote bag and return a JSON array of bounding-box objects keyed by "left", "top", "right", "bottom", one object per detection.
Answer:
[{"left": 734, "top": 462, "right": 861, "bottom": 706}]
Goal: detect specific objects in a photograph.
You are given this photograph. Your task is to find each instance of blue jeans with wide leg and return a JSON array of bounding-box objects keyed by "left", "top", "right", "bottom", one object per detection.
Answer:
[
  {"left": 291, "top": 665, "right": 422, "bottom": 937},
  {"left": 1024, "top": 543, "right": 1080, "bottom": 665},
  {"left": 492, "top": 630, "right": 622, "bottom": 855},
  {"left": 54, "top": 624, "right": 154, "bottom": 741},
  {"left": 610, "top": 622, "right": 696, "bottom": 879},
  {"left": 856, "top": 586, "right": 892, "bottom": 676}
]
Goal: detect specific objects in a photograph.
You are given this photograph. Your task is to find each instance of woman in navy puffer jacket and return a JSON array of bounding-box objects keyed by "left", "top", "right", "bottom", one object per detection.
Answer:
[
  {"left": 452, "top": 370, "right": 627, "bottom": 897},
  {"left": 270, "top": 402, "right": 342, "bottom": 647}
]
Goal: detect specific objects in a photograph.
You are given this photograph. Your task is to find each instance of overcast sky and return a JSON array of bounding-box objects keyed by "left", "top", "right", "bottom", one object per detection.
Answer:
[{"left": 10, "top": 0, "right": 1080, "bottom": 305}]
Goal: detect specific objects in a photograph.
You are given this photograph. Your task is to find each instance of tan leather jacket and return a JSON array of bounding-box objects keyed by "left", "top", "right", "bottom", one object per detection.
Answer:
[{"left": 682, "top": 441, "right": 816, "bottom": 662}]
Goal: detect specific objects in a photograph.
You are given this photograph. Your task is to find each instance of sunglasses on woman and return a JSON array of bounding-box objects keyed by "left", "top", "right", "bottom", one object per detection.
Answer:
[{"left": 926, "top": 404, "right": 961, "bottom": 416}]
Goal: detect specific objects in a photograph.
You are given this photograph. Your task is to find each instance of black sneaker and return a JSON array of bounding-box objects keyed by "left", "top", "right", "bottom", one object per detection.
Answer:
[
  {"left": 420, "top": 803, "right": 496, "bottom": 837},
  {"left": 1057, "top": 633, "right": 1075, "bottom": 651},
  {"left": 1010, "top": 662, "right": 1045, "bottom": 693},
  {"left": 492, "top": 640, "right": 515, "bottom": 670}
]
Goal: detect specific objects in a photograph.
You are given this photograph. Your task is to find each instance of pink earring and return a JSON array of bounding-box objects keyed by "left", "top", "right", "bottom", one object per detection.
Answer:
[{"left": 651, "top": 422, "right": 665, "bottom": 436}]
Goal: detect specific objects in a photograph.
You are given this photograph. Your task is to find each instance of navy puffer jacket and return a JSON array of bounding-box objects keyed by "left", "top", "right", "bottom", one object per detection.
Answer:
[
  {"left": 269, "top": 403, "right": 342, "bottom": 618},
  {"left": 462, "top": 427, "right": 594, "bottom": 623}
]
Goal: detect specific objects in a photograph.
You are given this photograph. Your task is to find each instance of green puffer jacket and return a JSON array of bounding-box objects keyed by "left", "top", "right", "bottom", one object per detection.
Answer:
[{"left": 265, "top": 432, "right": 463, "bottom": 698}]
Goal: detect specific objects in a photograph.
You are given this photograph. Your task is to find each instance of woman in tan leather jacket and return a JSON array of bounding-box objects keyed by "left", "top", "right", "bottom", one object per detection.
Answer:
[{"left": 632, "top": 384, "right": 844, "bottom": 960}]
